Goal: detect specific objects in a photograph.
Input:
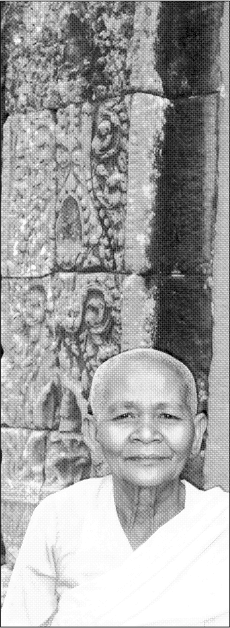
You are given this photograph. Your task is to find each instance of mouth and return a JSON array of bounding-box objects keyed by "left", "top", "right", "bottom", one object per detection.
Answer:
[{"left": 125, "top": 455, "right": 171, "bottom": 462}]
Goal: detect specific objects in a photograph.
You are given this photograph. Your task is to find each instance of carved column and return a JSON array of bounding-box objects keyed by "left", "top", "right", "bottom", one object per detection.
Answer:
[{"left": 1, "top": 1, "right": 226, "bottom": 582}]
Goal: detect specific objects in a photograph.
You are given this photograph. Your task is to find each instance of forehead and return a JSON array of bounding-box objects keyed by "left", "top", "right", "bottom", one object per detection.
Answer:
[{"left": 102, "top": 357, "right": 188, "bottom": 406}]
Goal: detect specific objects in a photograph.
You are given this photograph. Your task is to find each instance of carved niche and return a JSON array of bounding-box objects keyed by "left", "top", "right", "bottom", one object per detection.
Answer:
[{"left": 55, "top": 103, "right": 103, "bottom": 270}]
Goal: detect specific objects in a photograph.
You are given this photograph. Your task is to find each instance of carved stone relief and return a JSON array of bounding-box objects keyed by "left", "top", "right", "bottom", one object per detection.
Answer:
[
  {"left": 1, "top": 278, "right": 58, "bottom": 429},
  {"left": 2, "top": 98, "right": 130, "bottom": 275},
  {"left": 3, "top": 1, "right": 135, "bottom": 112},
  {"left": 53, "top": 273, "right": 122, "bottom": 400},
  {"left": 41, "top": 431, "right": 91, "bottom": 497},
  {"left": 91, "top": 97, "right": 130, "bottom": 271},
  {"left": 2, "top": 112, "right": 56, "bottom": 277},
  {"left": 56, "top": 103, "right": 103, "bottom": 270},
  {"left": 1, "top": 428, "right": 46, "bottom": 500}
]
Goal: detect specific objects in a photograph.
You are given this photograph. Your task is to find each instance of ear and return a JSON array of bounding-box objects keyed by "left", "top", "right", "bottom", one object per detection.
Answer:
[
  {"left": 190, "top": 412, "right": 208, "bottom": 458},
  {"left": 82, "top": 413, "right": 105, "bottom": 467}
]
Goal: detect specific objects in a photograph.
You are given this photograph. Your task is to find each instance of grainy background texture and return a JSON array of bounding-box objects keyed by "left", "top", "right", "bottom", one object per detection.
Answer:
[{"left": 1, "top": 0, "right": 229, "bottom": 600}]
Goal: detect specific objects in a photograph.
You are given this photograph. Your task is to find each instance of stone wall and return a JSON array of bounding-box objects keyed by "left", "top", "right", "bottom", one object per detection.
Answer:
[{"left": 1, "top": 0, "right": 227, "bottom": 583}]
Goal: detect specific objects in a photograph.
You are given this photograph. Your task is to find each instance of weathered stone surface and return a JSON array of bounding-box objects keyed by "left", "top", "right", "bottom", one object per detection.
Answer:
[
  {"left": 125, "top": 93, "right": 218, "bottom": 275},
  {"left": 1, "top": 112, "right": 56, "bottom": 277},
  {"left": 125, "top": 93, "right": 169, "bottom": 273},
  {"left": 2, "top": 1, "right": 223, "bottom": 113},
  {"left": 52, "top": 272, "right": 122, "bottom": 401},
  {"left": 149, "top": 94, "right": 219, "bottom": 276},
  {"left": 129, "top": 1, "right": 223, "bottom": 97},
  {"left": 41, "top": 430, "right": 91, "bottom": 497},
  {"left": 2, "top": 97, "right": 130, "bottom": 275},
  {"left": 2, "top": 1, "right": 135, "bottom": 112},
  {"left": 91, "top": 96, "right": 130, "bottom": 272},
  {"left": 55, "top": 102, "right": 103, "bottom": 271},
  {"left": 128, "top": 2, "right": 163, "bottom": 94},
  {"left": 1, "top": 273, "right": 122, "bottom": 429},
  {"left": 1, "top": 277, "right": 57, "bottom": 429},
  {"left": 121, "top": 274, "right": 157, "bottom": 350},
  {"left": 155, "top": 276, "right": 213, "bottom": 413},
  {"left": 1, "top": 428, "right": 46, "bottom": 500},
  {"left": 154, "top": 274, "right": 213, "bottom": 489},
  {"left": 204, "top": 1, "right": 229, "bottom": 493}
]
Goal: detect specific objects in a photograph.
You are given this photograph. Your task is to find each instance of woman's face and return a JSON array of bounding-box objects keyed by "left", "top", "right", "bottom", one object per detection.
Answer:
[
  {"left": 23, "top": 289, "right": 46, "bottom": 327},
  {"left": 94, "top": 358, "right": 199, "bottom": 488}
]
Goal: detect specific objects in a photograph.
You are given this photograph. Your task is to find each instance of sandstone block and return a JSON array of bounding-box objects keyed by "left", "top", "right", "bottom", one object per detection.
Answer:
[
  {"left": 204, "top": 2, "right": 229, "bottom": 493},
  {"left": 55, "top": 98, "right": 129, "bottom": 272},
  {"left": 129, "top": 1, "right": 223, "bottom": 97},
  {"left": 155, "top": 275, "right": 213, "bottom": 412},
  {"left": 40, "top": 430, "right": 91, "bottom": 498},
  {"left": 2, "top": 98, "right": 130, "bottom": 275},
  {"left": 149, "top": 94, "right": 219, "bottom": 276},
  {"left": 124, "top": 93, "right": 170, "bottom": 274},
  {"left": 1, "top": 277, "right": 57, "bottom": 429},
  {"left": 125, "top": 93, "right": 218, "bottom": 275},
  {"left": 3, "top": 1, "right": 135, "bottom": 112},
  {"left": 1, "top": 428, "right": 46, "bottom": 501},
  {"left": 3, "top": 2, "right": 223, "bottom": 112},
  {"left": 121, "top": 274, "right": 157, "bottom": 350},
  {"left": 1, "top": 112, "right": 56, "bottom": 277}
]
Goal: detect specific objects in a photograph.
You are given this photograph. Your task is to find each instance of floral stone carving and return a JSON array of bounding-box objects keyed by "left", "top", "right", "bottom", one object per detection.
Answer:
[
  {"left": 1, "top": 278, "right": 58, "bottom": 429},
  {"left": 3, "top": 1, "right": 135, "bottom": 113},
  {"left": 91, "top": 97, "right": 130, "bottom": 271},
  {"left": 2, "top": 112, "right": 56, "bottom": 277},
  {"left": 56, "top": 103, "right": 103, "bottom": 270}
]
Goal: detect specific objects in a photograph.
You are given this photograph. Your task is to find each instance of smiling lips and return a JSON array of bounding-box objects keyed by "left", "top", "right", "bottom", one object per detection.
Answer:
[{"left": 125, "top": 454, "right": 171, "bottom": 461}]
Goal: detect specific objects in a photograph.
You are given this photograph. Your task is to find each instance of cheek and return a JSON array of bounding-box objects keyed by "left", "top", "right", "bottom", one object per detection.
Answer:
[
  {"left": 165, "top": 423, "right": 195, "bottom": 457},
  {"left": 96, "top": 425, "right": 128, "bottom": 457}
]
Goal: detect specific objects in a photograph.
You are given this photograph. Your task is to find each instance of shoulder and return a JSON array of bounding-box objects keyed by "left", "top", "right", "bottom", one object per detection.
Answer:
[
  {"left": 185, "top": 480, "right": 229, "bottom": 520},
  {"left": 34, "top": 475, "right": 111, "bottom": 518}
]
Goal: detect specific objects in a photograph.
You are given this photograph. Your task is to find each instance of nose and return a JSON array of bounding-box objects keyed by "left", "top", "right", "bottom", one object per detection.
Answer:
[{"left": 131, "top": 415, "right": 163, "bottom": 443}]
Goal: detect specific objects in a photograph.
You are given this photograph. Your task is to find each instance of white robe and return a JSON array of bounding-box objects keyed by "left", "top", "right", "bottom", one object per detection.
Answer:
[{"left": 1, "top": 476, "right": 229, "bottom": 627}]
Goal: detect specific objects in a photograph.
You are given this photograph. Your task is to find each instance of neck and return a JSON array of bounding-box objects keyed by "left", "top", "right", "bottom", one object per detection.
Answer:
[{"left": 112, "top": 476, "right": 185, "bottom": 548}]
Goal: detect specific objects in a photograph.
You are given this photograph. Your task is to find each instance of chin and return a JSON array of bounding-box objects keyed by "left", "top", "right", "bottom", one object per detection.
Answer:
[{"left": 121, "top": 467, "right": 175, "bottom": 488}]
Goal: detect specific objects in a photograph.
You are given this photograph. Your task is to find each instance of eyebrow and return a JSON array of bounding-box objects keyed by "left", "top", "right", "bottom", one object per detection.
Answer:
[
  {"left": 107, "top": 401, "right": 188, "bottom": 414},
  {"left": 107, "top": 401, "right": 139, "bottom": 414}
]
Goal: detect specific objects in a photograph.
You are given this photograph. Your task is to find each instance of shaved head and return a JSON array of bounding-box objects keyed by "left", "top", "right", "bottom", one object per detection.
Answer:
[{"left": 90, "top": 349, "right": 198, "bottom": 420}]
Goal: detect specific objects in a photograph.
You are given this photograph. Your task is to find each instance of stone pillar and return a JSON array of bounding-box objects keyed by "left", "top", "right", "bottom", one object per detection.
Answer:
[
  {"left": 204, "top": 1, "right": 229, "bottom": 491},
  {"left": 1, "top": 1, "right": 226, "bottom": 582}
]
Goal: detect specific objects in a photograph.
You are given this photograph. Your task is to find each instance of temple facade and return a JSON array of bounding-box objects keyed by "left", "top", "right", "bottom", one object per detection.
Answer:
[{"left": 1, "top": 1, "right": 228, "bottom": 591}]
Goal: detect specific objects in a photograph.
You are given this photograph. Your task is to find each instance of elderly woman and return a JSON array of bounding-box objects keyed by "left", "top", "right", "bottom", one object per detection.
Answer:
[{"left": 2, "top": 349, "right": 228, "bottom": 627}]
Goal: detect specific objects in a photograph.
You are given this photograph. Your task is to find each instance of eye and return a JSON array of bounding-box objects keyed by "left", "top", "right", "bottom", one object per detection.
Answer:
[
  {"left": 160, "top": 413, "right": 181, "bottom": 421},
  {"left": 112, "top": 413, "right": 134, "bottom": 421}
]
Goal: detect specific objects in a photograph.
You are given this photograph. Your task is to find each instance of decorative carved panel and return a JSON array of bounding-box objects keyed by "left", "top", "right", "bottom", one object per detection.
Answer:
[
  {"left": 91, "top": 97, "right": 130, "bottom": 272},
  {"left": 52, "top": 272, "right": 122, "bottom": 400},
  {"left": 1, "top": 112, "right": 56, "bottom": 277},
  {"left": 41, "top": 431, "right": 91, "bottom": 497},
  {"left": 3, "top": 1, "right": 135, "bottom": 113},
  {"left": 1, "top": 273, "right": 122, "bottom": 429},
  {"left": 55, "top": 103, "right": 103, "bottom": 270},
  {"left": 1, "top": 428, "right": 46, "bottom": 500},
  {"left": 1, "top": 278, "right": 57, "bottom": 429}
]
